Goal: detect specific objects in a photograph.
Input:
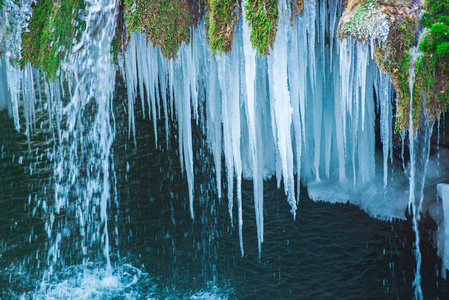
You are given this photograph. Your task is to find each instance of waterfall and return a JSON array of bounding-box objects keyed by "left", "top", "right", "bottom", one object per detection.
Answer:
[
  {"left": 407, "top": 47, "right": 434, "bottom": 299},
  {"left": 33, "top": 0, "right": 119, "bottom": 284},
  {"left": 3, "top": 0, "right": 447, "bottom": 297}
]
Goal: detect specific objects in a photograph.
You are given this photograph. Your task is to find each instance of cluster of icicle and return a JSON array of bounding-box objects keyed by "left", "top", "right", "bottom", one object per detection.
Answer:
[
  {"left": 121, "top": 0, "right": 395, "bottom": 255},
  {"left": 1, "top": 0, "right": 442, "bottom": 297}
]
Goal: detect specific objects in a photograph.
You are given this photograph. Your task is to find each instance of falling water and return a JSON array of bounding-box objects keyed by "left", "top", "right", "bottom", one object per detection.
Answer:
[
  {"left": 408, "top": 48, "right": 434, "bottom": 299},
  {"left": 35, "top": 0, "right": 119, "bottom": 288}
]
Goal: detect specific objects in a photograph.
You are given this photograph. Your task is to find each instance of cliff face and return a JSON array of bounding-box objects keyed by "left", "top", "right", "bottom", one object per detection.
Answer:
[{"left": 338, "top": 0, "right": 449, "bottom": 132}]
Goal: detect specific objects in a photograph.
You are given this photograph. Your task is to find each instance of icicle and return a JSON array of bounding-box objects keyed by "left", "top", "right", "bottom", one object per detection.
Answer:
[
  {"left": 288, "top": 17, "right": 303, "bottom": 204},
  {"left": 322, "top": 67, "right": 333, "bottom": 179},
  {"left": 136, "top": 33, "right": 147, "bottom": 119},
  {"left": 357, "top": 59, "right": 375, "bottom": 185},
  {"left": 111, "top": 0, "right": 400, "bottom": 259},
  {"left": 376, "top": 69, "right": 393, "bottom": 193},
  {"left": 437, "top": 184, "right": 449, "bottom": 279},
  {"left": 6, "top": 58, "right": 21, "bottom": 132},
  {"left": 338, "top": 38, "right": 351, "bottom": 148},
  {"left": 305, "top": 0, "right": 317, "bottom": 98},
  {"left": 183, "top": 46, "right": 195, "bottom": 220},
  {"left": 328, "top": 0, "right": 339, "bottom": 68},
  {"left": 357, "top": 42, "right": 368, "bottom": 130},
  {"left": 206, "top": 59, "right": 223, "bottom": 200},
  {"left": 124, "top": 35, "right": 137, "bottom": 144},
  {"left": 319, "top": 0, "right": 326, "bottom": 80},
  {"left": 333, "top": 60, "right": 347, "bottom": 184},
  {"left": 0, "top": 57, "right": 10, "bottom": 113},
  {"left": 229, "top": 42, "right": 242, "bottom": 255},
  {"left": 269, "top": 0, "right": 296, "bottom": 217},
  {"left": 217, "top": 55, "right": 234, "bottom": 222},
  {"left": 297, "top": 19, "right": 308, "bottom": 149},
  {"left": 312, "top": 54, "right": 323, "bottom": 183},
  {"left": 242, "top": 0, "right": 259, "bottom": 255},
  {"left": 189, "top": 27, "right": 199, "bottom": 122},
  {"left": 21, "top": 63, "right": 36, "bottom": 151},
  {"left": 0, "top": 0, "right": 34, "bottom": 131}
]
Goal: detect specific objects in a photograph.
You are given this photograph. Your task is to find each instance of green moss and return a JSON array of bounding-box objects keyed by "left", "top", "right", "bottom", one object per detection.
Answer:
[
  {"left": 206, "top": 0, "right": 237, "bottom": 55},
  {"left": 391, "top": 0, "right": 449, "bottom": 131},
  {"left": 111, "top": 3, "right": 126, "bottom": 64},
  {"left": 21, "top": 0, "right": 84, "bottom": 81},
  {"left": 373, "top": 16, "right": 417, "bottom": 131},
  {"left": 123, "top": 0, "right": 195, "bottom": 59},
  {"left": 336, "top": 0, "right": 448, "bottom": 131},
  {"left": 411, "top": 0, "right": 449, "bottom": 128},
  {"left": 245, "top": 0, "right": 278, "bottom": 55}
]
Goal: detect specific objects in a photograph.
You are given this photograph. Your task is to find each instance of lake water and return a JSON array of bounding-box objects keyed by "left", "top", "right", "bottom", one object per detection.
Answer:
[{"left": 0, "top": 81, "right": 448, "bottom": 299}]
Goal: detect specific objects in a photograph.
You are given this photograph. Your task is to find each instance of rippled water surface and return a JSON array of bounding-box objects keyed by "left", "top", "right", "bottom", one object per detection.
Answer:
[{"left": 0, "top": 84, "right": 448, "bottom": 299}]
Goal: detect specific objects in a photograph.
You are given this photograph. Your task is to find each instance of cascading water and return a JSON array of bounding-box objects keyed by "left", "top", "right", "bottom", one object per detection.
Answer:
[
  {"left": 1, "top": 0, "right": 449, "bottom": 298},
  {"left": 44, "top": 0, "right": 119, "bottom": 280},
  {"left": 0, "top": 0, "right": 121, "bottom": 295},
  {"left": 407, "top": 47, "right": 434, "bottom": 300}
]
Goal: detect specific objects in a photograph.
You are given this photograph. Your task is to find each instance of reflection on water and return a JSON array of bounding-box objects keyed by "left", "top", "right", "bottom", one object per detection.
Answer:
[{"left": 0, "top": 82, "right": 448, "bottom": 299}]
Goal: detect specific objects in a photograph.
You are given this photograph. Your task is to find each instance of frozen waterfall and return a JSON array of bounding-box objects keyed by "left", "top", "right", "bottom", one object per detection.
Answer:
[
  {"left": 3, "top": 0, "right": 449, "bottom": 296},
  {"left": 121, "top": 0, "right": 398, "bottom": 255}
]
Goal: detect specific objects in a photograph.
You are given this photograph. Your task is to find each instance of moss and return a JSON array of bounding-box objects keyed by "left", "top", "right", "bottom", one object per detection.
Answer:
[
  {"left": 409, "top": 0, "right": 449, "bottom": 129},
  {"left": 391, "top": 0, "right": 449, "bottom": 131},
  {"left": 373, "top": 15, "right": 417, "bottom": 131},
  {"left": 111, "top": 1, "right": 126, "bottom": 65},
  {"left": 337, "top": 0, "right": 448, "bottom": 131},
  {"left": 123, "top": 0, "right": 199, "bottom": 59},
  {"left": 245, "top": 0, "right": 278, "bottom": 55},
  {"left": 21, "top": 0, "right": 84, "bottom": 81},
  {"left": 206, "top": 0, "right": 237, "bottom": 55}
]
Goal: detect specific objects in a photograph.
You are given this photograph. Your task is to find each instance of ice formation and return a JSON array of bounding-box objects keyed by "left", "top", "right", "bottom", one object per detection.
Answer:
[
  {"left": 1, "top": 0, "right": 449, "bottom": 295},
  {"left": 120, "top": 0, "right": 399, "bottom": 254},
  {"left": 437, "top": 184, "right": 449, "bottom": 279},
  {"left": 0, "top": 0, "right": 400, "bottom": 253}
]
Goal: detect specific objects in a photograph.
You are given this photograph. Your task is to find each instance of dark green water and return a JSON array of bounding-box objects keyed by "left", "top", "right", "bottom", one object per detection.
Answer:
[{"left": 0, "top": 84, "right": 448, "bottom": 299}]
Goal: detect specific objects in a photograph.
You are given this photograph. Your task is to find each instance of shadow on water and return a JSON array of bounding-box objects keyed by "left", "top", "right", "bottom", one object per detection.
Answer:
[{"left": 0, "top": 79, "right": 448, "bottom": 298}]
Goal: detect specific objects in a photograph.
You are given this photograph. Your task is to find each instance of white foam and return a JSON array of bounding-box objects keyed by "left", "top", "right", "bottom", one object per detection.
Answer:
[{"left": 31, "top": 264, "right": 146, "bottom": 300}]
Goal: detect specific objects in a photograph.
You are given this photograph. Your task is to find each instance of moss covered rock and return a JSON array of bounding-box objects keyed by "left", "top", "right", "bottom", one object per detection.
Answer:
[
  {"left": 21, "top": 0, "right": 84, "bottom": 81},
  {"left": 123, "top": 0, "right": 202, "bottom": 59},
  {"left": 245, "top": 0, "right": 278, "bottom": 55},
  {"left": 338, "top": 0, "right": 448, "bottom": 132},
  {"left": 206, "top": 0, "right": 238, "bottom": 55}
]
